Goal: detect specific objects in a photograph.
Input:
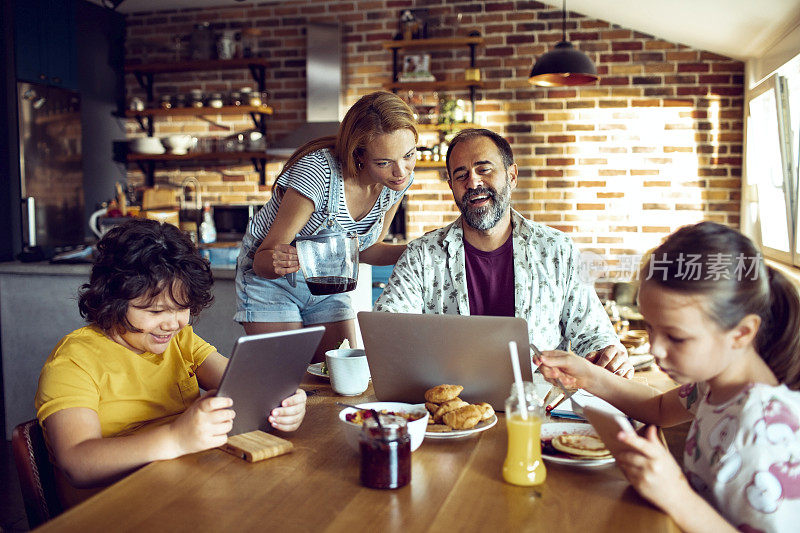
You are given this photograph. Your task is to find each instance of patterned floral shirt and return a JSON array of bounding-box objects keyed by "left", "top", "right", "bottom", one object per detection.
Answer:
[
  {"left": 374, "top": 210, "right": 620, "bottom": 355},
  {"left": 679, "top": 381, "right": 800, "bottom": 532}
]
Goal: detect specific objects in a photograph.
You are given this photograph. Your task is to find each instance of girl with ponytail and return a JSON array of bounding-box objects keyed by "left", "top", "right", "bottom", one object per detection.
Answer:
[{"left": 536, "top": 221, "right": 800, "bottom": 532}]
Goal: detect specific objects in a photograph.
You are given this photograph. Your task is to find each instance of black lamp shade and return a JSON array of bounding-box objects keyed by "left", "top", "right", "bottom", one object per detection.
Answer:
[{"left": 528, "top": 41, "right": 598, "bottom": 87}]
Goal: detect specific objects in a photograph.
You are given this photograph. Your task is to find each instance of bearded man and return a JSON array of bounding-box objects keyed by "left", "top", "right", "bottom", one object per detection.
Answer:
[{"left": 374, "top": 128, "right": 632, "bottom": 377}]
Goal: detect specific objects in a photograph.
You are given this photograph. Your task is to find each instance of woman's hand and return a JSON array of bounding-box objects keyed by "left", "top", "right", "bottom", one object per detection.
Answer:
[
  {"left": 269, "top": 388, "right": 307, "bottom": 432},
  {"left": 536, "top": 349, "right": 600, "bottom": 391},
  {"left": 614, "top": 425, "right": 690, "bottom": 510},
  {"left": 271, "top": 243, "right": 300, "bottom": 276},
  {"left": 169, "top": 390, "right": 235, "bottom": 456}
]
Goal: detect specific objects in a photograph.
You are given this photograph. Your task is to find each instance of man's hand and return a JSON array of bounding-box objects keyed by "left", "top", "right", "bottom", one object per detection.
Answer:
[{"left": 585, "top": 345, "right": 634, "bottom": 378}]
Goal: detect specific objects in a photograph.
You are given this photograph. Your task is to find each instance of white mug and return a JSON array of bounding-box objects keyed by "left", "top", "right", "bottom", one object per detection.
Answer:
[{"left": 326, "top": 349, "right": 370, "bottom": 396}]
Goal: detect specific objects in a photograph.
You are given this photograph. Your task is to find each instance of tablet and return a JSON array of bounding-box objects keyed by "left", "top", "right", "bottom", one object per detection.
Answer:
[
  {"left": 216, "top": 326, "right": 324, "bottom": 436},
  {"left": 581, "top": 405, "right": 636, "bottom": 457}
]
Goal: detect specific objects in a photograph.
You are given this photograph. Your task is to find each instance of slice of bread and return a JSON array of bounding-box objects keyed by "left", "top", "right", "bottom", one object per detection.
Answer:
[{"left": 552, "top": 434, "right": 612, "bottom": 458}]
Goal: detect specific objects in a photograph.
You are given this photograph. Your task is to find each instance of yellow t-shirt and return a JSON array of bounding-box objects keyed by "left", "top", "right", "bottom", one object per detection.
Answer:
[{"left": 35, "top": 324, "right": 216, "bottom": 437}]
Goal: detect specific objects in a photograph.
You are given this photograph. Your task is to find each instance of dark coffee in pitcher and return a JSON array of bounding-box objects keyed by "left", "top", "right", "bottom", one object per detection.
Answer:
[{"left": 306, "top": 276, "right": 357, "bottom": 295}]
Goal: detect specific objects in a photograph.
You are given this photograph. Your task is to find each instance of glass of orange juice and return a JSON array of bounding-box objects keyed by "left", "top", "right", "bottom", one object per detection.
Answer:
[{"left": 502, "top": 382, "right": 546, "bottom": 486}]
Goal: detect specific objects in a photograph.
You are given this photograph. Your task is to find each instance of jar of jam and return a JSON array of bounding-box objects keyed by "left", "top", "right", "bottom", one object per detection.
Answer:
[{"left": 359, "top": 415, "right": 411, "bottom": 489}]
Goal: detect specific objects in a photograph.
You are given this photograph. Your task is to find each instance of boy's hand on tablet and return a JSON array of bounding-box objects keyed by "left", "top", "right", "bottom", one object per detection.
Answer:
[
  {"left": 170, "top": 390, "right": 235, "bottom": 456},
  {"left": 269, "top": 388, "right": 307, "bottom": 432},
  {"left": 614, "top": 425, "right": 690, "bottom": 510}
]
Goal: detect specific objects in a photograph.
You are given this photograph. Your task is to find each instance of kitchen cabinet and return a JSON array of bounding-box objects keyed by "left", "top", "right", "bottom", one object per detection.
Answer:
[
  {"left": 123, "top": 58, "right": 274, "bottom": 185},
  {"left": 14, "top": 0, "right": 78, "bottom": 90},
  {"left": 382, "top": 36, "right": 484, "bottom": 169}
]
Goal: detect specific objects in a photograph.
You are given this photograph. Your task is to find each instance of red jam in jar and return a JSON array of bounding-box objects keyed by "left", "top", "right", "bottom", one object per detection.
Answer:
[{"left": 359, "top": 415, "right": 411, "bottom": 489}]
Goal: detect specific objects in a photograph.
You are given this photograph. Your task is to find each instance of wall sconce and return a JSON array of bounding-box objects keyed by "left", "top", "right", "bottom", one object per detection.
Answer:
[{"left": 528, "top": 0, "right": 598, "bottom": 87}]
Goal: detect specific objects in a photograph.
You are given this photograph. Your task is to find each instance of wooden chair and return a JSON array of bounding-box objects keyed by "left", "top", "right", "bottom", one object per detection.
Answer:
[{"left": 11, "top": 419, "right": 63, "bottom": 528}]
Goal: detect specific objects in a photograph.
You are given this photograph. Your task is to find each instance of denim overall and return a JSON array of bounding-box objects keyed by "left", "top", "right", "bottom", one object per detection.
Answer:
[{"left": 234, "top": 152, "right": 388, "bottom": 324}]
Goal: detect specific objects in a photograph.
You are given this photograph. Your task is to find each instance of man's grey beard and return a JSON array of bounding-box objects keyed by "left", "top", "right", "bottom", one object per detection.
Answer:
[{"left": 455, "top": 177, "right": 512, "bottom": 231}]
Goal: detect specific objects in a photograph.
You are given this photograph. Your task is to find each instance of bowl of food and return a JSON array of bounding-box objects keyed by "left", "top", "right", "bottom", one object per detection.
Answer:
[{"left": 338, "top": 401, "right": 428, "bottom": 452}]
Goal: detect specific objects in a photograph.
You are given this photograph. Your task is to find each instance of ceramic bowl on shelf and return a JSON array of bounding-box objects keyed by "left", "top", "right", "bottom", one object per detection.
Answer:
[
  {"left": 129, "top": 137, "right": 165, "bottom": 155},
  {"left": 161, "top": 134, "right": 194, "bottom": 155}
]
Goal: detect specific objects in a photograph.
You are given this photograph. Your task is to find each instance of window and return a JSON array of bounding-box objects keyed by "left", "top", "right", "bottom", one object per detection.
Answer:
[{"left": 744, "top": 60, "right": 800, "bottom": 267}]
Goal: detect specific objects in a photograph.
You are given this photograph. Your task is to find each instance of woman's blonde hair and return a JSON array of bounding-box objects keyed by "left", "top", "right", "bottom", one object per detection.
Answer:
[{"left": 273, "top": 91, "right": 418, "bottom": 192}]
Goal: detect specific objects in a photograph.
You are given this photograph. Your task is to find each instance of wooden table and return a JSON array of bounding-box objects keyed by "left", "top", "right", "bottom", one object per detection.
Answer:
[{"left": 38, "top": 369, "right": 678, "bottom": 532}]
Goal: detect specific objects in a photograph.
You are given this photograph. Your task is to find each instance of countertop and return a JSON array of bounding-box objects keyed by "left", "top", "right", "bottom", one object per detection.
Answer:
[{"left": 0, "top": 261, "right": 237, "bottom": 280}]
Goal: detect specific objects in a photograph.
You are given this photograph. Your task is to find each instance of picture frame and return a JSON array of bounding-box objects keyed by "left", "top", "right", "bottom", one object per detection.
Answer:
[{"left": 398, "top": 53, "right": 434, "bottom": 82}]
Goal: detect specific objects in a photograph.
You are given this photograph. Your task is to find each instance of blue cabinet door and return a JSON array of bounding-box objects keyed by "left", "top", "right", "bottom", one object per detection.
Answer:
[
  {"left": 43, "top": 0, "right": 78, "bottom": 90},
  {"left": 14, "top": 0, "right": 78, "bottom": 90},
  {"left": 14, "top": 0, "right": 47, "bottom": 84}
]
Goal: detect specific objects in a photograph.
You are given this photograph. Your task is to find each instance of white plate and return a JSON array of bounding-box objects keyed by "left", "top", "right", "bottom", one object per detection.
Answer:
[
  {"left": 425, "top": 414, "right": 498, "bottom": 439},
  {"left": 306, "top": 362, "right": 329, "bottom": 380},
  {"left": 540, "top": 422, "right": 615, "bottom": 468}
]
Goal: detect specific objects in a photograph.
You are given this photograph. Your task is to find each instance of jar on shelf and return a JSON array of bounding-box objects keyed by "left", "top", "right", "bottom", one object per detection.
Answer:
[
  {"left": 159, "top": 95, "right": 173, "bottom": 110},
  {"left": 208, "top": 92, "right": 225, "bottom": 108},
  {"left": 230, "top": 90, "right": 242, "bottom": 106},
  {"left": 128, "top": 97, "right": 145, "bottom": 112},
  {"left": 189, "top": 89, "right": 204, "bottom": 108},
  {"left": 247, "top": 90, "right": 263, "bottom": 107},
  {"left": 172, "top": 94, "right": 186, "bottom": 108}
]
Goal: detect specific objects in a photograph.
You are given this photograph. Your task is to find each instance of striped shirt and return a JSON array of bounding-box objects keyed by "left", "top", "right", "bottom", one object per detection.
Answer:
[{"left": 248, "top": 149, "right": 412, "bottom": 248}]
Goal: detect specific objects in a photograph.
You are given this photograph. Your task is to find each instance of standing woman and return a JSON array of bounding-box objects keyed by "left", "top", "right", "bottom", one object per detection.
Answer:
[{"left": 235, "top": 91, "right": 418, "bottom": 360}]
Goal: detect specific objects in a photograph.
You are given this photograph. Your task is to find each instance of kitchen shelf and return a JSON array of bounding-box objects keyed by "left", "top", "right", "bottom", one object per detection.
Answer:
[
  {"left": 382, "top": 37, "right": 484, "bottom": 51},
  {"left": 381, "top": 36, "right": 483, "bottom": 124},
  {"left": 124, "top": 105, "right": 273, "bottom": 118},
  {"left": 125, "top": 58, "right": 271, "bottom": 100},
  {"left": 127, "top": 151, "right": 270, "bottom": 162},
  {"left": 126, "top": 151, "right": 271, "bottom": 187},
  {"left": 124, "top": 58, "right": 272, "bottom": 75},
  {"left": 124, "top": 105, "right": 274, "bottom": 135},
  {"left": 383, "top": 80, "right": 485, "bottom": 92},
  {"left": 417, "top": 122, "right": 479, "bottom": 132},
  {"left": 122, "top": 59, "right": 274, "bottom": 186}
]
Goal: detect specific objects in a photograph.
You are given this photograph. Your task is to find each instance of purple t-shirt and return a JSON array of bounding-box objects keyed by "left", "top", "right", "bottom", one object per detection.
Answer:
[{"left": 464, "top": 234, "right": 515, "bottom": 317}]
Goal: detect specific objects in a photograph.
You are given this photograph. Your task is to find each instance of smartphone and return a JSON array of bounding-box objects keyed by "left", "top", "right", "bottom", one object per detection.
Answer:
[{"left": 581, "top": 405, "right": 636, "bottom": 457}]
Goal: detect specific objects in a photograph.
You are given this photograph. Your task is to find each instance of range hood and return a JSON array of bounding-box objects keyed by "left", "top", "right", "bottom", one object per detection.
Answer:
[{"left": 267, "top": 23, "right": 342, "bottom": 157}]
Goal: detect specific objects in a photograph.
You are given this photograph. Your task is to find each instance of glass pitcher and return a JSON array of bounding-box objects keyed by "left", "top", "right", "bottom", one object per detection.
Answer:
[
  {"left": 288, "top": 229, "right": 359, "bottom": 295},
  {"left": 502, "top": 381, "right": 547, "bottom": 486}
]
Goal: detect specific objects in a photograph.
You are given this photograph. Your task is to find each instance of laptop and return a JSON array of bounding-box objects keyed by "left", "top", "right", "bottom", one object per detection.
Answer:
[
  {"left": 217, "top": 326, "right": 324, "bottom": 435},
  {"left": 357, "top": 312, "right": 533, "bottom": 410}
]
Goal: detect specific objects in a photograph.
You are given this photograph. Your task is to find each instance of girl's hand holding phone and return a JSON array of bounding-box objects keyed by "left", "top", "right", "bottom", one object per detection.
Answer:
[
  {"left": 272, "top": 243, "right": 300, "bottom": 275},
  {"left": 614, "top": 425, "right": 690, "bottom": 511},
  {"left": 268, "top": 388, "right": 307, "bottom": 432},
  {"left": 169, "top": 390, "right": 235, "bottom": 456}
]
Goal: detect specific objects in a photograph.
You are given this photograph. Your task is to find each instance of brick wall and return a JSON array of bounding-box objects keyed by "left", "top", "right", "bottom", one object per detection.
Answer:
[{"left": 124, "top": 0, "right": 743, "bottom": 292}]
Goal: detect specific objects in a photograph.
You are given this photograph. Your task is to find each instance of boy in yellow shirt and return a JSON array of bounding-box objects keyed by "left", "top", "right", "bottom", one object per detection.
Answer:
[{"left": 36, "top": 219, "right": 307, "bottom": 499}]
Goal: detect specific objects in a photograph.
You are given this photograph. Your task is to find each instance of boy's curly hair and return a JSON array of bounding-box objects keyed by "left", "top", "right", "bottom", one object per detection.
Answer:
[{"left": 78, "top": 218, "right": 214, "bottom": 334}]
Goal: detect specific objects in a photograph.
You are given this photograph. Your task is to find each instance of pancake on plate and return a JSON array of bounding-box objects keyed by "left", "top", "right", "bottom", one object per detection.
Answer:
[{"left": 551, "top": 434, "right": 612, "bottom": 458}]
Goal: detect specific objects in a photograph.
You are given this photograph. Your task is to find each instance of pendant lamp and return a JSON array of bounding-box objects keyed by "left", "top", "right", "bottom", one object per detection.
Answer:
[{"left": 528, "top": 0, "right": 598, "bottom": 87}]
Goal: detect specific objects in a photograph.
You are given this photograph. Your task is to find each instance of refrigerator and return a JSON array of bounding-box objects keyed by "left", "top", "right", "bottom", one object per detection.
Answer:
[{"left": 17, "top": 81, "right": 84, "bottom": 254}]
